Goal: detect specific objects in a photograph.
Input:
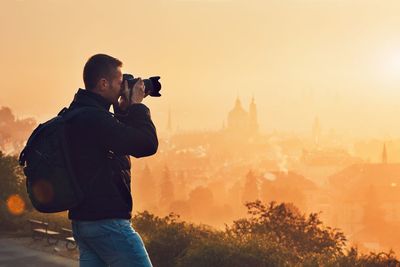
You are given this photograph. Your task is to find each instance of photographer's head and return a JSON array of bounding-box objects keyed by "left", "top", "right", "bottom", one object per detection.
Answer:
[{"left": 83, "top": 54, "right": 123, "bottom": 104}]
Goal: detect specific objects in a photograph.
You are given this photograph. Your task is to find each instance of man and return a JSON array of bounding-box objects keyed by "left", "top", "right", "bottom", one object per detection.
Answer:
[{"left": 67, "top": 54, "right": 158, "bottom": 267}]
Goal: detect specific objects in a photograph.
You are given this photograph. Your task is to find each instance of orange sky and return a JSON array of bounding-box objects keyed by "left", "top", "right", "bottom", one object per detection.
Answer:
[{"left": 2, "top": 0, "right": 400, "bottom": 137}]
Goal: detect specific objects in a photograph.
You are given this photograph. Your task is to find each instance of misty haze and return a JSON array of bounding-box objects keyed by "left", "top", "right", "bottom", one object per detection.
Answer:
[{"left": 2, "top": 0, "right": 400, "bottom": 266}]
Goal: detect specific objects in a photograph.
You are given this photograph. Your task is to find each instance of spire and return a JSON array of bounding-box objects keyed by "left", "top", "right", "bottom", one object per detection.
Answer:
[
  {"left": 249, "top": 94, "right": 258, "bottom": 133},
  {"left": 382, "top": 142, "right": 387, "bottom": 164},
  {"left": 249, "top": 94, "right": 256, "bottom": 108},
  {"left": 235, "top": 96, "right": 242, "bottom": 109}
]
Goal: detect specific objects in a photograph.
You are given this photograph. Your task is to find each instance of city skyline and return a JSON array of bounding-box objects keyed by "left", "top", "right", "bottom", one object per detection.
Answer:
[{"left": 2, "top": 0, "right": 400, "bottom": 138}]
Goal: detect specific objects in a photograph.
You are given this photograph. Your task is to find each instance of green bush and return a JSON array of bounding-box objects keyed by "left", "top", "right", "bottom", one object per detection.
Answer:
[{"left": 131, "top": 202, "right": 400, "bottom": 267}]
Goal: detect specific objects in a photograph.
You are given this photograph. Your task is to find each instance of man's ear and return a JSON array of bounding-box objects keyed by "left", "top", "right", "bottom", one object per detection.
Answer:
[{"left": 98, "top": 78, "right": 108, "bottom": 91}]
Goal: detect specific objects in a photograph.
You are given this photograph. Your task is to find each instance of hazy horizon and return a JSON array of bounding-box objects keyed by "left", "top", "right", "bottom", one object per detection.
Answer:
[{"left": 2, "top": 0, "right": 400, "bottom": 138}]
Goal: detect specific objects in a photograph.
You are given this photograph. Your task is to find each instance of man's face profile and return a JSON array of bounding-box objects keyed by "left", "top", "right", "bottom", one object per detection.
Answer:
[
  {"left": 99, "top": 66, "right": 123, "bottom": 104},
  {"left": 109, "top": 67, "right": 123, "bottom": 104}
]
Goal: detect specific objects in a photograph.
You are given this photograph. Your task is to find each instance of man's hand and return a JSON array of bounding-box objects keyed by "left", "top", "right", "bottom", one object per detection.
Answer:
[
  {"left": 118, "top": 78, "right": 148, "bottom": 111},
  {"left": 131, "top": 78, "right": 146, "bottom": 104}
]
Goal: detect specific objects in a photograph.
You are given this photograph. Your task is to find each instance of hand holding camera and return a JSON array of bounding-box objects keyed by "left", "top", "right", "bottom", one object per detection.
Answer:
[
  {"left": 118, "top": 78, "right": 144, "bottom": 110},
  {"left": 117, "top": 73, "right": 162, "bottom": 112},
  {"left": 129, "top": 77, "right": 146, "bottom": 104}
]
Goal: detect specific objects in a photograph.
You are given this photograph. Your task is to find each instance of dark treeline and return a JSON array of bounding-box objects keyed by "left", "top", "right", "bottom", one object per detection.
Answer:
[
  {"left": 0, "top": 106, "right": 36, "bottom": 155},
  {"left": 131, "top": 206, "right": 399, "bottom": 267}
]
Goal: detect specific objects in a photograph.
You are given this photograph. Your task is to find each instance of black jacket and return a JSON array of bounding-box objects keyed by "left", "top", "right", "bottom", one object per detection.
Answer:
[{"left": 66, "top": 88, "right": 158, "bottom": 221}]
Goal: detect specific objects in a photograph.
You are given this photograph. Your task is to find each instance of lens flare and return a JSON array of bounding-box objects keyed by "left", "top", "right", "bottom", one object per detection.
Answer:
[{"left": 6, "top": 194, "right": 25, "bottom": 216}]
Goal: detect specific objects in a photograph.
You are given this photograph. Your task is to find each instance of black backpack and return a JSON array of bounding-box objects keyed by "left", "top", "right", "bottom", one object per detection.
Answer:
[{"left": 18, "top": 106, "right": 102, "bottom": 213}]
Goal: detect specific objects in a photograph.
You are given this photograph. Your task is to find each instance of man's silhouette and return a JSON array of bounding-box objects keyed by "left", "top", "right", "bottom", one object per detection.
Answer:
[{"left": 67, "top": 54, "right": 157, "bottom": 266}]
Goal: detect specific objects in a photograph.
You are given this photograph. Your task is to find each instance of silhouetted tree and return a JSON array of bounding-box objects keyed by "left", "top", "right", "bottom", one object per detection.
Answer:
[
  {"left": 159, "top": 165, "right": 175, "bottom": 212},
  {"left": 227, "top": 180, "right": 245, "bottom": 216},
  {"left": 0, "top": 106, "right": 36, "bottom": 154},
  {"left": 226, "top": 200, "right": 347, "bottom": 262},
  {"left": 0, "top": 150, "right": 33, "bottom": 230},
  {"left": 134, "top": 163, "right": 157, "bottom": 211},
  {"left": 0, "top": 151, "right": 26, "bottom": 202},
  {"left": 241, "top": 169, "right": 259, "bottom": 204},
  {"left": 188, "top": 186, "right": 214, "bottom": 221},
  {"left": 131, "top": 200, "right": 399, "bottom": 267},
  {"left": 175, "top": 170, "right": 188, "bottom": 201},
  {"left": 362, "top": 184, "right": 386, "bottom": 229}
]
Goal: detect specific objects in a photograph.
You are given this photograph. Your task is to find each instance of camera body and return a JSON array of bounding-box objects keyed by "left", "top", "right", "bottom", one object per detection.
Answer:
[{"left": 122, "top": 74, "right": 162, "bottom": 98}]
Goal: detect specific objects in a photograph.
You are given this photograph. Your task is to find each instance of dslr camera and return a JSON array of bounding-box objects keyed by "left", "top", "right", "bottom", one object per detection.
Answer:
[{"left": 122, "top": 74, "right": 162, "bottom": 99}]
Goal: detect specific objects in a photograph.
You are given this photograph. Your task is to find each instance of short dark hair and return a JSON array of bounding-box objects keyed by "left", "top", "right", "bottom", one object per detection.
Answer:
[{"left": 83, "top": 54, "right": 123, "bottom": 90}]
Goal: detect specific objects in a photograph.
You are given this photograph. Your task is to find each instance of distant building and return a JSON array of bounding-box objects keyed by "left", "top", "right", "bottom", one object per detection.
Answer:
[
  {"left": 260, "top": 170, "right": 318, "bottom": 213},
  {"left": 328, "top": 156, "right": 400, "bottom": 250},
  {"left": 329, "top": 163, "right": 400, "bottom": 220},
  {"left": 225, "top": 96, "right": 259, "bottom": 137},
  {"left": 301, "top": 148, "right": 361, "bottom": 166}
]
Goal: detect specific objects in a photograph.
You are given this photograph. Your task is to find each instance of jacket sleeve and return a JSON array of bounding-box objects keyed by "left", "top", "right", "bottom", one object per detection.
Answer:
[{"left": 94, "top": 103, "right": 158, "bottom": 158}]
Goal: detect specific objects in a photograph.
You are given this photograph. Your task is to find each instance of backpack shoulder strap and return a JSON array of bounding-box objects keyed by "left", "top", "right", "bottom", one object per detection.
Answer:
[
  {"left": 19, "top": 106, "right": 113, "bottom": 167},
  {"left": 59, "top": 106, "right": 98, "bottom": 122}
]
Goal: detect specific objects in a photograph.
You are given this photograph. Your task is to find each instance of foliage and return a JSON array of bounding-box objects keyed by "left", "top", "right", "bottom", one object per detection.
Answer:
[
  {"left": 132, "top": 201, "right": 399, "bottom": 267},
  {"left": 2, "top": 151, "right": 400, "bottom": 266},
  {"left": 0, "top": 151, "right": 33, "bottom": 230}
]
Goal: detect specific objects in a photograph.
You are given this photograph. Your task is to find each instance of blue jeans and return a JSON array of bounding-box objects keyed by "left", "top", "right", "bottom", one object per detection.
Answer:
[{"left": 71, "top": 219, "right": 153, "bottom": 267}]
